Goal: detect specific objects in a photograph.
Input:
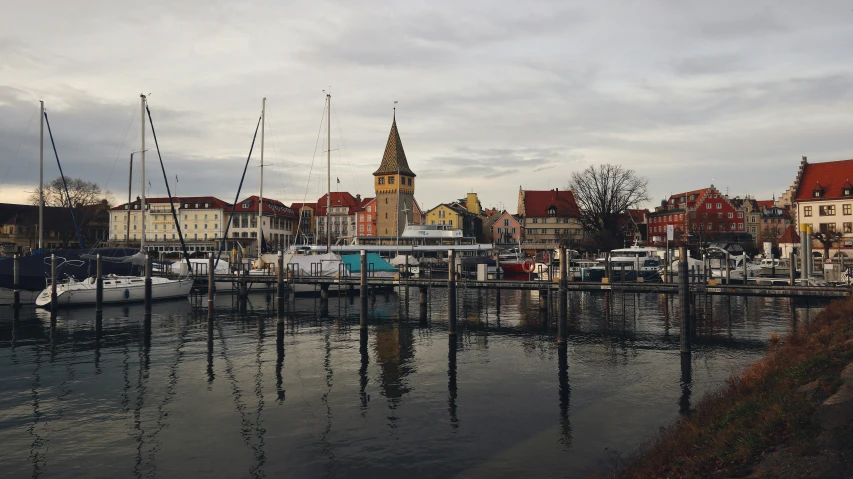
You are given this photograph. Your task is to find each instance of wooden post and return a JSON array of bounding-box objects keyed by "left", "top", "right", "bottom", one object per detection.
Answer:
[
  {"left": 635, "top": 256, "right": 640, "bottom": 282},
  {"left": 558, "top": 247, "right": 567, "bottom": 345},
  {"left": 144, "top": 252, "right": 152, "bottom": 312},
  {"left": 208, "top": 254, "right": 215, "bottom": 310},
  {"left": 50, "top": 254, "right": 57, "bottom": 310},
  {"left": 96, "top": 254, "right": 103, "bottom": 313},
  {"left": 359, "top": 250, "right": 368, "bottom": 329},
  {"left": 13, "top": 254, "right": 20, "bottom": 308},
  {"left": 448, "top": 249, "right": 457, "bottom": 335},
  {"left": 789, "top": 253, "right": 796, "bottom": 286},
  {"left": 277, "top": 252, "right": 284, "bottom": 319},
  {"left": 679, "top": 246, "right": 690, "bottom": 353},
  {"left": 495, "top": 251, "right": 501, "bottom": 280},
  {"left": 419, "top": 285, "right": 428, "bottom": 323}
]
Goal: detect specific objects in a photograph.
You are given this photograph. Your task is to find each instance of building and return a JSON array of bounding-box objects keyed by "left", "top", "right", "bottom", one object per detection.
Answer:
[
  {"left": 109, "top": 196, "right": 231, "bottom": 254},
  {"left": 647, "top": 186, "right": 748, "bottom": 245},
  {"left": 621, "top": 209, "right": 648, "bottom": 246},
  {"left": 481, "top": 207, "right": 499, "bottom": 243},
  {"left": 374, "top": 114, "right": 416, "bottom": 237},
  {"left": 291, "top": 202, "right": 316, "bottom": 244},
  {"left": 228, "top": 195, "right": 297, "bottom": 252},
  {"left": 315, "top": 192, "right": 360, "bottom": 244},
  {"left": 0, "top": 203, "right": 108, "bottom": 254},
  {"left": 355, "top": 197, "right": 377, "bottom": 237},
  {"left": 792, "top": 158, "right": 853, "bottom": 257},
  {"left": 492, "top": 210, "right": 522, "bottom": 245},
  {"left": 516, "top": 187, "right": 583, "bottom": 246},
  {"left": 424, "top": 203, "right": 483, "bottom": 238}
]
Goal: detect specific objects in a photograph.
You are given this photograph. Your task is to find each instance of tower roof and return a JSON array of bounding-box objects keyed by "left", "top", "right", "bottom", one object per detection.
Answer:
[{"left": 373, "top": 118, "right": 416, "bottom": 177}]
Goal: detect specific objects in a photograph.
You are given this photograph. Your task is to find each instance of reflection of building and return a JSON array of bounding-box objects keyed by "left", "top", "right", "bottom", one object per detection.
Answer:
[
  {"left": 373, "top": 323, "right": 415, "bottom": 403},
  {"left": 374, "top": 115, "right": 416, "bottom": 237}
]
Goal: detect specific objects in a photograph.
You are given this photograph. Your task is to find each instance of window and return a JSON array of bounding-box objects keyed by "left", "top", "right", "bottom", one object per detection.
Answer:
[
  {"left": 547, "top": 207, "right": 556, "bottom": 217},
  {"left": 845, "top": 222, "right": 853, "bottom": 233},
  {"left": 532, "top": 218, "right": 538, "bottom": 224},
  {"left": 512, "top": 228, "right": 516, "bottom": 233},
  {"left": 737, "top": 212, "right": 743, "bottom": 218},
  {"left": 716, "top": 203, "right": 722, "bottom": 209},
  {"left": 706, "top": 203, "right": 712, "bottom": 209},
  {"left": 728, "top": 212, "right": 733, "bottom": 218},
  {"left": 194, "top": 224, "right": 198, "bottom": 229},
  {"left": 738, "top": 223, "right": 743, "bottom": 229},
  {"left": 819, "top": 205, "right": 836, "bottom": 216},
  {"left": 378, "top": 177, "right": 385, "bottom": 185},
  {"left": 448, "top": 220, "right": 453, "bottom": 226},
  {"left": 503, "top": 219, "right": 510, "bottom": 227},
  {"left": 242, "top": 203, "right": 250, "bottom": 209},
  {"left": 407, "top": 178, "right": 412, "bottom": 186},
  {"left": 845, "top": 204, "right": 852, "bottom": 215},
  {"left": 819, "top": 223, "right": 837, "bottom": 234},
  {"left": 814, "top": 190, "right": 823, "bottom": 198},
  {"left": 804, "top": 206, "right": 812, "bottom": 217},
  {"left": 388, "top": 176, "right": 395, "bottom": 185},
  {"left": 385, "top": 198, "right": 388, "bottom": 204},
  {"left": 844, "top": 188, "right": 852, "bottom": 197},
  {"left": 730, "top": 223, "right": 736, "bottom": 230}
]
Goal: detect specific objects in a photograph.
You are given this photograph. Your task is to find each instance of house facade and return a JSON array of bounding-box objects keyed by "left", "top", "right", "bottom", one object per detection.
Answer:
[
  {"left": 356, "top": 197, "right": 377, "bottom": 237},
  {"left": 492, "top": 210, "right": 522, "bottom": 245},
  {"left": 647, "top": 186, "right": 747, "bottom": 245},
  {"left": 315, "top": 192, "right": 360, "bottom": 244},
  {"left": 793, "top": 158, "right": 853, "bottom": 256},
  {"left": 424, "top": 203, "right": 482, "bottom": 238},
  {"left": 291, "top": 202, "right": 316, "bottom": 245},
  {"left": 516, "top": 188, "right": 583, "bottom": 246}
]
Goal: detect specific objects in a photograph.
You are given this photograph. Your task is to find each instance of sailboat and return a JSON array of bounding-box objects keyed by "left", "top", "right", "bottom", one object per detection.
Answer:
[
  {"left": 35, "top": 94, "right": 193, "bottom": 308},
  {"left": 0, "top": 101, "right": 139, "bottom": 305}
]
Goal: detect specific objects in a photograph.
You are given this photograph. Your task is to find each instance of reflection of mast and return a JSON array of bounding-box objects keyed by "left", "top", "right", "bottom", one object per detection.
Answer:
[
  {"left": 320, "top": 328, "right": 335, "bottom": 477},
  {"left": 249, "top": 317, "right": 267, "bottom": 478},
  {"left": 28, "top": 341, "right": 45, "bottom": 477},
  {"left": 448, "top": 336, "right": 458, "bottom": 428},
  {"left": 359, "top": 329, "right": 369, "bottom": 411},
  {"left": 276, "top": 319, "right": 285, "bottom": 403},
  {"left": 558, "top": 346, "right": 572, "bottom": 447}
]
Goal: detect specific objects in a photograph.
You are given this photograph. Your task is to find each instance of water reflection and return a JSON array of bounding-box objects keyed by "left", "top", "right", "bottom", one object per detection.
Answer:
[
  {"left": 359, "top": 329, "right": 369, "bottom": 411},
  {"left": 275, "top": 319, "right": 284, "bottom": 403},
  {"left": 679, "top": 353, "right": 693, "bottom": 415},
  {"left": 448, "top": 336, "right": 458, "bottom": 428},
  {"left": 558, "top": 345, "right": 572, "bottom": 447}
]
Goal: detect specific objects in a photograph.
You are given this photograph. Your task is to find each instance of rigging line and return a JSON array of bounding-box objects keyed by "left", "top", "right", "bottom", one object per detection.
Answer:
[
  {"left": 330, "top": 103, "right": 361, "bottom": 196},
  {"left": 146, "top": 104, "right": 192, "bottom": 271},
  {"left": 294, "top": 101, "right": 327, "bottom": 241},
  {"left": 43, "top": 111, "right": 85, "bottom": 248},
  {"left": 103, "top": 106, "right": 136, "bottom": 200},
  {"left": 215, "top": 115, "right": 262, "bottom": 268},
  {"left": 0, "top": 108, "right": 36, "bottom": 192}
]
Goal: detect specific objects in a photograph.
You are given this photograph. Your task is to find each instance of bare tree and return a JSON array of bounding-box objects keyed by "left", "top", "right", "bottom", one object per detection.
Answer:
[
  {"left": 569, "top": 164, "right": 649, "bottom": 250},
  {"left": 29, "top": 177, "right": 112, "bottom": 208},
  {"left": 813, "top": 230, "right": 844, "bottom": 260}
]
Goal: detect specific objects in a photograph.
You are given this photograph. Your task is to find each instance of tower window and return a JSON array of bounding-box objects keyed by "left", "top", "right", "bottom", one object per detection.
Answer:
[
  {"left": 378, "top": 177, "right": 385, "bottom": 185},
  {"left": 408, "top": 178, "right": 412, "bottom": 186},
  {"left": 385, "top": 198, "right": 388, "bottom": 204},
  {"left": 388, "top": 176, "right": 395, "bottom": 185}
]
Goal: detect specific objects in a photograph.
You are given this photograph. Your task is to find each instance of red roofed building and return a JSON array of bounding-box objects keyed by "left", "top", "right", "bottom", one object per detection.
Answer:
[
  {"left": 355, "top": 197, "right": 377, "bottom": 237},
  {"left": 792, "top": 157, "right": 853, "bottom": 256},
  {"left": 229, "top": 195, "right": 297, "bottom": 251},
  {"left": 621, "top": 208, "right": 648, "bottom": 246},
  {"left": 647, "top": 186, "right": 747, "bottom": 245},
  {"left": 517, "top": 187, "right": 582, "bottom": 245},
  {"left": 315, "top": 192, "right": 360, "bottom": 244}
]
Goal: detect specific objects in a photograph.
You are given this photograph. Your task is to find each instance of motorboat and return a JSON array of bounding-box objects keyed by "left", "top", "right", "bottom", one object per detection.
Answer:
[
  {"left": 709, "top": 255, "right": 761, "bottom": 283},
  {"left": 581, "top": 246, "right": 662, "bottom": 281},
  {"left": 759, "top": 258, "right": 791, "bottom": 277}
]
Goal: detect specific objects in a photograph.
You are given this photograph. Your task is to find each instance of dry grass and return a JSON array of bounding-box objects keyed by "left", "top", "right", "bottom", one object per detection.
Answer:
[{"left": 613, "top": 297, "right": 853, "bottom": 479}]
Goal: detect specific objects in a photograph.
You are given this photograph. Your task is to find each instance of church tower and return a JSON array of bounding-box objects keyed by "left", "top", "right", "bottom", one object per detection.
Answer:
[{"left": 374, "top": 114, "right": 416, "bottom": 237}]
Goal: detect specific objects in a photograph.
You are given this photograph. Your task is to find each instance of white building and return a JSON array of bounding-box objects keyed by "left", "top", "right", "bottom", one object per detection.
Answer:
[
  {"left": 790, "top": 158, "right": 853, "bottom": 258},
  {"left": 109, "top": 196, "right": 231, "bottom": 253},
  {"left": 228, "top": 195, "right": 297, "bottom": 253}
]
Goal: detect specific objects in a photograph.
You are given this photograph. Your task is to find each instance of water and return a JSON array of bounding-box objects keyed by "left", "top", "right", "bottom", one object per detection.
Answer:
[{"left": 0, "top": 287, "right": 823, "bottom": 478}]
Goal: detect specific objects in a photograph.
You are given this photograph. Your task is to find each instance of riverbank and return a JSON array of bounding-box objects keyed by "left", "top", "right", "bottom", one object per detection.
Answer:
[{"left": 614, "top": 297, "right": 853, "bottom": 478}]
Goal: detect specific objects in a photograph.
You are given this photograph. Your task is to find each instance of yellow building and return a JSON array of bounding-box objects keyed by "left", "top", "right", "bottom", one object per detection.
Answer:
[{"left": 374, "top": 115, "right": 416, "bottom": 237}]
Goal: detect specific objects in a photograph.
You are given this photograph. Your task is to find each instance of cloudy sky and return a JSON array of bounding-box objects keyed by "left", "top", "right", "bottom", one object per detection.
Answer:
[{"left": 2, "top": 1, "right": 852, "bottom": 212}]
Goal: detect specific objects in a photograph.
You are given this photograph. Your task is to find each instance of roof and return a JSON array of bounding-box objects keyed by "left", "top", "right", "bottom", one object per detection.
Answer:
[
  {"left": 522, "top": 189, "right": 580, "bottom": 217},
  {"left": 668, "top": 188, "right": 708, "bottom": 209},
  {"left": 290, "top": 202, "right": 317, "bottom": 211},
  {"left": 627, "top": 209, "right": 648, "bottom": 223},
  {"left": 492, "top": 210, "right": 521, "bottom": 225},
  {"left": 756, "top": 200, "right": 775, "bottom": 210},
  {"left": 110, "top": 196, "right": 231, "bottom": 211},
  {"left": 373, "top": 118, "right": 416, "bottom": 177},
  {"left": 795, "top": 159, "right": 853, "bottom": 202},
  {"left": 426, "top": 203, "right": 477, "bottom": 217},
  {"left": 778, "top": 225, "right": 801, "bottom": 244},
  {"left": 315, "top": 192, "right": 360, "bottom": 216},
  {"left": 359, "top": 197, "right": 375, "bottom": 208},
  {"left": 236, "top": 195, "right": 296, "bottom": 217}
]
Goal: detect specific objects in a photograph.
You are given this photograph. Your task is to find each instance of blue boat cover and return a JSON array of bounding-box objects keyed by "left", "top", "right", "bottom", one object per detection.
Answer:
[{"left": 341, "top": 253, "right": 398, "bottom": 273}]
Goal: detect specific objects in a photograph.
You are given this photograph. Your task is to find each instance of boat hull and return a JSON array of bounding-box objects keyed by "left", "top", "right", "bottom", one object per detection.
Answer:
[
  {"left": 35, "top": 277, "right": 194, "bottom": 307},
  {"left": 0, "top": 287, "right": 41, "bottom": 305}
]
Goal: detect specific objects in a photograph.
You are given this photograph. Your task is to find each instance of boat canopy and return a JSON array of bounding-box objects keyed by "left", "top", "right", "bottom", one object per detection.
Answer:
[{"left": 341, "top": 253, "right": 397, "bottom": 273}]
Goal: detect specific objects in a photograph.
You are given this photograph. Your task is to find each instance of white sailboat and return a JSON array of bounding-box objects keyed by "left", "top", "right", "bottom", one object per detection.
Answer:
[{"left": 35, "top": 94, "right": 193, "bottom": 308}]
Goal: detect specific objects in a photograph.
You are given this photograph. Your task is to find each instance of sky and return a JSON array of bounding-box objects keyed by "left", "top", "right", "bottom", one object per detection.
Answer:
[{"left": 1, "top": 0, "right": 853, "bottom": 213}]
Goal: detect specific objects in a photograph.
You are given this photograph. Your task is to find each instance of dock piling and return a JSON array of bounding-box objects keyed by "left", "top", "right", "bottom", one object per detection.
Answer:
[
  {"left": 277, "top": 252, "right": 284, "bottom": 319},
  {"left": 144, "top": 252, "right": 152, "bottom": 312},
  {"left": 50, "top": 254, "right": 57, "bottom": 310},
  {"left": 448, "top": 249, "right": 457, "bottom": 335},
  {"left": 558, "top": 247, "right": 568, "bottom": 345},
  {"left": 679, "top": 246, "right": 690, "bottom": 353},
  {"left": 13, "top": 254, "right": 20, "bottom": 308},
  {"left": 96, "top": 254, "right": 103, "bottom": 312},
  {"left": 360, "top": 250, "right": 368, "bottom": 329},
  {"left": 789, "top": 253, "right": 796, "bottom": 286},
  {"left": 419, "top": 286, "right": 428, "bottom": 323},
  {"left": 208, "top": 255, "right": 215, "bottom": 311}
]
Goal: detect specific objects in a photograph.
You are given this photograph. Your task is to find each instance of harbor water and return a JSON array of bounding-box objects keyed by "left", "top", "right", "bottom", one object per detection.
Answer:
[{"left": 0, "top": 286, "right": 821, "bottom": 478}]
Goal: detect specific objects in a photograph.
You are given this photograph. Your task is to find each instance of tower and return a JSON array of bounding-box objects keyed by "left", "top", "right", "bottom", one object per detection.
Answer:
[{"left": 374, "top": 114, "right": 415, "bottom": 237}]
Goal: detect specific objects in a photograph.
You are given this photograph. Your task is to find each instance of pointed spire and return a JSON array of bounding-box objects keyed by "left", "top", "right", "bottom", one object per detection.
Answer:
[{"left": 373, "top": 115, "right": 415, "bottom": 177}]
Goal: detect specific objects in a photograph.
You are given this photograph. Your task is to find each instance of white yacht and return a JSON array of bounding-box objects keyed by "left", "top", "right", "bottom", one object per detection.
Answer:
[
  {"left": 35, "top": 275, "right": 194, "bottom": 307},
  {"left": 758, "top": 258, "right": 791, "bottom": 277},
  {"left": 709, "top": 255, "right": 761, "bottom": 282}
]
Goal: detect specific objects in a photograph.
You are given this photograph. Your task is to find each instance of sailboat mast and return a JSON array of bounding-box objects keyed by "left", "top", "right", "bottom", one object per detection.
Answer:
[
  {"left": 326, "top": 93, "right": 331, "bottom": 253},
  {"left": 140, "top": 94, "right": 146, "bottom": 251},
  {"left": 38, "top": 100, "right": 44, "bottom": 250},
  {"left": 126, "top": 153, "right": 133, "bottom": 246},
  {"left": 259, "top": 97, "right": 265, "bottom": 257}
]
